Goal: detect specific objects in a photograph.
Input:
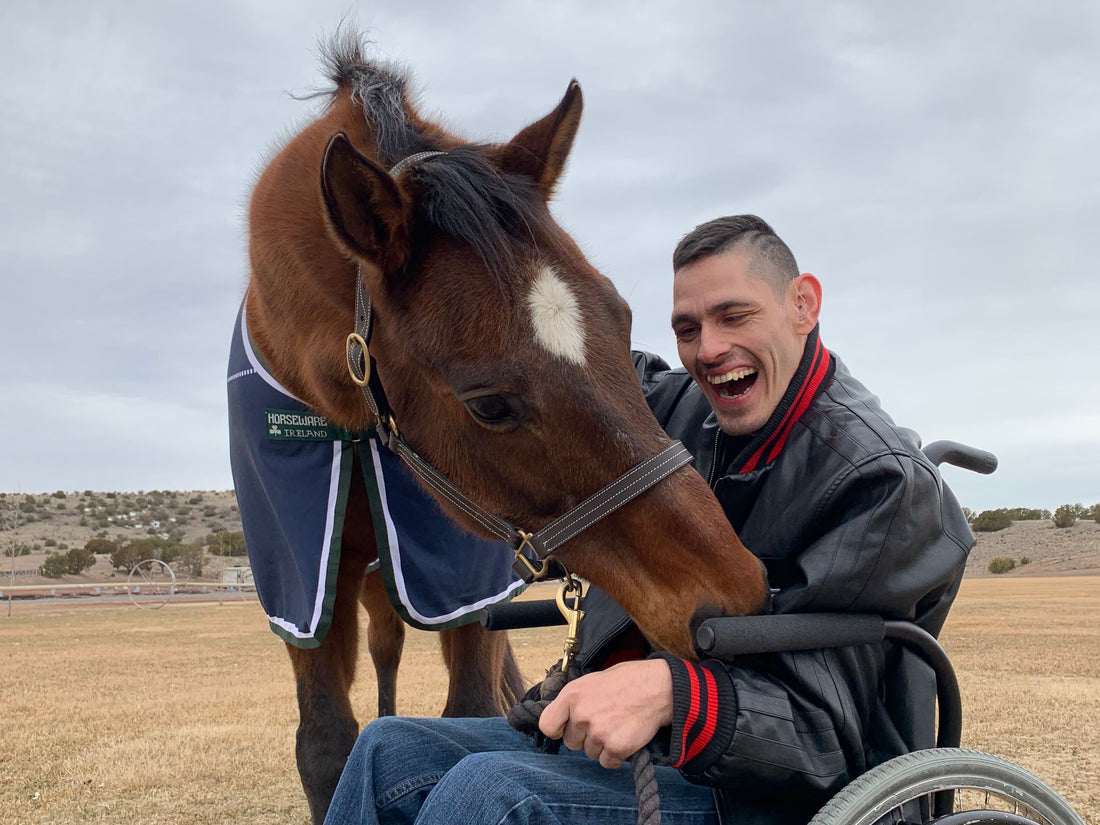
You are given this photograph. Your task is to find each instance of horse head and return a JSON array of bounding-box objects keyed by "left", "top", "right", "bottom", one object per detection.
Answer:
[{"left": 251, "top": 42, "right": 768, "bottom": 659}]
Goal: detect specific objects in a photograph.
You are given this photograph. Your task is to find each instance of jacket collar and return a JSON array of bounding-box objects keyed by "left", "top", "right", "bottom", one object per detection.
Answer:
[{"left": 718, "top": 324, "right": 835, "bottom": 476}]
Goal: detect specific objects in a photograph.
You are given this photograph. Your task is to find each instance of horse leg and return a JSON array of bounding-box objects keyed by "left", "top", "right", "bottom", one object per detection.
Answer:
[
  {"left": 439, "top": 623, "right": 526, "bottom": 717},
  {"left": 286, "top": 449, "right": 376, "bottom": 825},
  {"left": 359, "top": 564, "right": 405, "bottom": 717}
]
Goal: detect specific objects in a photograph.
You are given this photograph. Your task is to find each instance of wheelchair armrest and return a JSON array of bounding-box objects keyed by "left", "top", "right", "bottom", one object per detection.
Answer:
[
  {"left": 695, "top": 614, "right": 961, "bottom": 749},
  {"left": 480, "top": 599, "right": 566, "bottom": 630},
  {"left": 694, "top": 613, "right": 885, "bottom": 656}
]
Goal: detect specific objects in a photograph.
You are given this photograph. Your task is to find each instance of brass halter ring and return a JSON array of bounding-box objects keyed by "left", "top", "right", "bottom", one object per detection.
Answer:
[{"left": 346, "top": 332, "right": 371, "bottom": 387}]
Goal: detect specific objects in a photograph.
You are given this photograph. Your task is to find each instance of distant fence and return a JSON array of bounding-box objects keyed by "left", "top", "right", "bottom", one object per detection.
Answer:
[{"left": 1, "top": 581, "right": 257, "bottom": 602}]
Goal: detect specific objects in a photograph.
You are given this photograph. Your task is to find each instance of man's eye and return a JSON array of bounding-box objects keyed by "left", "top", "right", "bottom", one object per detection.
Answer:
[
  {"left": 674, "top": 327, "right": 697, "bottom": 341},
  {"left": 464, "top": 395, "right": 518, "bottom": 426}
]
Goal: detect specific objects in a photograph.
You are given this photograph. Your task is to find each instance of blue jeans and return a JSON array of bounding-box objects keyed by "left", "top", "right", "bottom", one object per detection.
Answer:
[{"left": 323, "top": 716, "right": 719, "bottom": 825}]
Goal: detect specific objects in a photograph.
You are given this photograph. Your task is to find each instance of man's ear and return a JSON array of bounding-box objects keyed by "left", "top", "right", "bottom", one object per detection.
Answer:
[
  {"left": 320, "top": 133, "right": 413, "bottom": 275},
  {"left": 494, "top": 80, "right": 583, "bottom": 200},
  {"left": 791, "top": 273, "right": 822, "bottom": 333}
]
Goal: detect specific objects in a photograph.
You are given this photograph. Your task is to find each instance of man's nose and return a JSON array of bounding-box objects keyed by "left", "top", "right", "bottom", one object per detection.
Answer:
[{"left": 697, "top": 324, "right": 730, "bottom": 365}]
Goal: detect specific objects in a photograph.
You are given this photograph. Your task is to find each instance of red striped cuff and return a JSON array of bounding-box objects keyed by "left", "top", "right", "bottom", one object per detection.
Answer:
[{"left": 649, "top": 653, "right": 738, "bottom": 774}]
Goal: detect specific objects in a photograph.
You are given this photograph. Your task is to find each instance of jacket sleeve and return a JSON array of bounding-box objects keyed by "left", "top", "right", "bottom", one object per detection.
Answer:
[{"left": 648, "top": 450, "right": 970, "bottom": 806}]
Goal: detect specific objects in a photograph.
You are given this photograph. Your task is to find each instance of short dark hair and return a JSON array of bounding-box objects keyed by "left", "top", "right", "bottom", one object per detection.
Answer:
[{"left": 672, "top": 215, "right": 800, "bottom": 294}]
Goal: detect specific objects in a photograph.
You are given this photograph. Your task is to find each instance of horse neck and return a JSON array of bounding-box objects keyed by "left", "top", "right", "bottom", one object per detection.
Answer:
[{"left": 246, "top": 97, "right": 380, "bottom": 427}]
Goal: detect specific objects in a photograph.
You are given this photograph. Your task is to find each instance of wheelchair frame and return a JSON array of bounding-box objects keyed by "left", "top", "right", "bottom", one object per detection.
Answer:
[{"left": 478, "top": 441, "right": 1087, "bottom": 825}]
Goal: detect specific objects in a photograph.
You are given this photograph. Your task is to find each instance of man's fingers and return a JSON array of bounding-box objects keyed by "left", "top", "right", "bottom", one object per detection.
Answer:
[
  {"left": 537, "top": 695, "right": 568, "bottom": 739},
  {"left": 599, "top": 750, "right": 624, "bottom": 770}
]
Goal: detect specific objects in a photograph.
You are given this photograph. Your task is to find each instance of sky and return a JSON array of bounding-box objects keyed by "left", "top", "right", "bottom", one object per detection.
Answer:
[{"left": 1, "top": 1, "right": 1097, "bottom": 513}]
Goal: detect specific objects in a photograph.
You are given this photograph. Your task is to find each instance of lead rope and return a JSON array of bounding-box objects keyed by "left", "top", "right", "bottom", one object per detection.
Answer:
[{"left": 506, "top": 577, "right": 662, "bottom": 825}]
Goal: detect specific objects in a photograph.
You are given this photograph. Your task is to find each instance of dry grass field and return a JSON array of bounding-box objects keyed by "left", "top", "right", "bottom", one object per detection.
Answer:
[{"left": 1, "top": 577, "right": 1096, "bottom": 824}]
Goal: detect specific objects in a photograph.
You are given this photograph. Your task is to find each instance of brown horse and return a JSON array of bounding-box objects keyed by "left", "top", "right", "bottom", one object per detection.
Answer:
[{"left": 244, "top": 31, "right": 768, "bottom": 823}]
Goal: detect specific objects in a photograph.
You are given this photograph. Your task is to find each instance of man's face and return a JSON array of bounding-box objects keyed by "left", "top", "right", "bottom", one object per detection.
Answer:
[{"left": 671, "top": 250, "right": 814, "bottom": 436}]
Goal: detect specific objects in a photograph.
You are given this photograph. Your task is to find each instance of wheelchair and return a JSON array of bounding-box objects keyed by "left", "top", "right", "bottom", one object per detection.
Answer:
[{"left": 480, "top": 441, "right": 1087, "bottom": 825}]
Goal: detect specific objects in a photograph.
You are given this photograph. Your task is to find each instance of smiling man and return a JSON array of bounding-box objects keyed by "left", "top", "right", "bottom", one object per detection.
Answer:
[
  {"left": 322, "top": 215, "right": 975, "bottom": 825},
  {"left": 670, "top": 221, "right": 819, "bottom": 437}
]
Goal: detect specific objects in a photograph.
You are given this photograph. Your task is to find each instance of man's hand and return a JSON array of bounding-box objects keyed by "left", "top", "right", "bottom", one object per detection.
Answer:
[{"left": 538, "top": 659, "right": 673, "bottom": 769}]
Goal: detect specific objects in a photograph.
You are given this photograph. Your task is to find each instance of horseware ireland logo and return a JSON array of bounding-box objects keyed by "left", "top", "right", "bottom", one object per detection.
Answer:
[{"left": 265, "top": 409, "right": 340, "bottom": 441}]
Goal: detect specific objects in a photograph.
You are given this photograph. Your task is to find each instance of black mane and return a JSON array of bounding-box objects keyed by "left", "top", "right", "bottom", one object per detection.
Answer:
[{"left": 322, "top": 30, "right": 548, "bottom": 272}]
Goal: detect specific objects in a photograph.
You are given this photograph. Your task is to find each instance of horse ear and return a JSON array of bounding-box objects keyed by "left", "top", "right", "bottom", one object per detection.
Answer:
[
  {"left": 497, "top": 80, "right": 583, "bottom": 200},
  {"left": 320, "top": 133, "right": 412, "bottom": 273}
]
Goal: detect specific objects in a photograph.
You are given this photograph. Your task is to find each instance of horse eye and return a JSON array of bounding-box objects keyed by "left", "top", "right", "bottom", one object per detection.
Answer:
[{"left": 464, "top": 394, "right": 517, "bottom": 426}]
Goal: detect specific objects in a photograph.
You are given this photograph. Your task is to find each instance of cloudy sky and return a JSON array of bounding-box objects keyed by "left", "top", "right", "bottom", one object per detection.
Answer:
[{"left": 1, "top": 1, "right": 1097, "bottom": 513}]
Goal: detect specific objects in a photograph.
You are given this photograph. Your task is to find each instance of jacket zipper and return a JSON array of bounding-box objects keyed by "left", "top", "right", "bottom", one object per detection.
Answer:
[{"left": 706, "top": 427, "right": 722, "bottom": 488}]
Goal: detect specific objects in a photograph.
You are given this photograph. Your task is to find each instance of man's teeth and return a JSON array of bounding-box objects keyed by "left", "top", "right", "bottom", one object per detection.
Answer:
[{"left": 707, "top": 368, "right": 757, "bottom": 385}]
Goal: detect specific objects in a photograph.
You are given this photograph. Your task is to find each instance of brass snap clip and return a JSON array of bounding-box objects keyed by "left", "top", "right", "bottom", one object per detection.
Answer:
[{"left": 556, "top": 573, "right": 585, "bottom": 672}]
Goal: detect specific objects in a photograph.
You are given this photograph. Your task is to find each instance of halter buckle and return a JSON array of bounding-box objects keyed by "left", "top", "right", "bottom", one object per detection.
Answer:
[{"left": 512, "top": 530, "right": 551, "bottom": 580}]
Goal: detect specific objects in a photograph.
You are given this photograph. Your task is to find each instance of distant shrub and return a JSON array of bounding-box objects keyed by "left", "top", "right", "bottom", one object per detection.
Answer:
[
  {"left": 188, "top": 495, "right": 204, "bottom": 505},
  {"left": 1052, "top": 505, "right": 1077, "bottom": 529},
  {"left": 204, "top": 530, "right": 247, "bottom": 556},
  {"left": 1094, "top": 504, "right": 1100, "bottom": 524},
  {"left": 44, "top": 538, "right": 57, "bottom": 547},
  {"left": 41, "top": 547, "right": 96, "bottom": 578},
  {"left": 41, "top": 554, "right": 69, "bottom": 578},
  {"left": 175, "top": 543, "right": 204, "bottom": 577},
  {"left": 988, "top": 557, "right": 1016, "bottom": 574},
  {"left": 110, "top": 544, "right": 141, "bottom": 571},
  {"left": 51, "top": 490, "right": 67, "bottom": 499},
  {"left": 1020, "top": 556, "right": 1031, "bottom": 565},
  {"left": 972, "top": 510, "right": 1012, "bottom": 532},
  {"left": 108, "top": 538, "right": 177, "bottom": 570},
  {"left": 67, "top": 546, "right": 96, "bottom": 573},
  {"left": 84, "top": 538, "right": 118, "bottom": 556}
]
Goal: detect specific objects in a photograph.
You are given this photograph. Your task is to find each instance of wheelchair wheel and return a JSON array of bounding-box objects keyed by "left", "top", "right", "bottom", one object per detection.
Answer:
[{"left": 808, "top": 748, "right": 1085, "bottom": 825}]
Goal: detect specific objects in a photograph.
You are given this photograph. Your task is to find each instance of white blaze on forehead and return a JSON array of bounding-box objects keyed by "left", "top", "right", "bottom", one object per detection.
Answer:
[{"left": 526, "top": 264, "right": 586, "bottom": 365}]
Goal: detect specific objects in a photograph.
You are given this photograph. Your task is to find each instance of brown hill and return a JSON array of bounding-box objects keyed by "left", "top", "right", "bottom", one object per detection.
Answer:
[
  {"left": 965, "top": 517, "right": 1100, "bottom": 577},
  {"left": 3, "top": 491, "right": 1098, "bottom": 585},
  {"left": 0, "top": 490, "right": 242, "bottom": 586}
]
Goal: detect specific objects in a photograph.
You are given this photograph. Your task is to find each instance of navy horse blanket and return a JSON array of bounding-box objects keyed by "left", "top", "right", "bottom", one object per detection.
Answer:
[{"left": 227, "top": 299, "right": 525, "bottom": 648}]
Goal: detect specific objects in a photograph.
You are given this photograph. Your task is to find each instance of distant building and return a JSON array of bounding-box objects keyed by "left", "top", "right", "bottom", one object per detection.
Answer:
[{"left": 221, "top": 565, "right": 254, "bottom": 589}]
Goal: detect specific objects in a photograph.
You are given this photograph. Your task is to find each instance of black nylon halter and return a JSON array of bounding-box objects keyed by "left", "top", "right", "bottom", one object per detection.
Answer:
[{"left": 345, "top": 272, "right": 692, "bottom": 583}]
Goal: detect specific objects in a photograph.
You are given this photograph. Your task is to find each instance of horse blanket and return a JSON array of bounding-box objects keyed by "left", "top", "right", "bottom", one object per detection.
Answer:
[{"left": 227, "top": 299, "right": 526, "bottom": 648}]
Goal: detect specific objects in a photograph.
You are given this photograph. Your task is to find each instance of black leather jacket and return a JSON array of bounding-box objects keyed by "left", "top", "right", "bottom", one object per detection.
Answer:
[{"left": 576, "top": 327, "right": 975, "bottom": 824}]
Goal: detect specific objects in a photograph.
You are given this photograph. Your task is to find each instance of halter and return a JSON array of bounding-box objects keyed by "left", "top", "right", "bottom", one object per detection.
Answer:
[{"left": 343, "top": 152, "right": 692, "bottom": 582}]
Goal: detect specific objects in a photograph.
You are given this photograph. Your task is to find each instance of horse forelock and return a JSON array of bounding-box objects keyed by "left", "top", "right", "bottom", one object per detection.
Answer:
[
  {"left": 320, "top": 29, "right": 431, "bottom": 165},
  {"left": 414, "top": 151, "right": 554, "bottom": 283},
  {"left": 320, "top": 29, "right": 558, "bottom": 284}
]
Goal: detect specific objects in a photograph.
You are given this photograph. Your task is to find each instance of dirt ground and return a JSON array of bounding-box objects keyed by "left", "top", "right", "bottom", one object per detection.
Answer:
[{"left": 0, "top": 576, "right": 1095, "bottom": 824}]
